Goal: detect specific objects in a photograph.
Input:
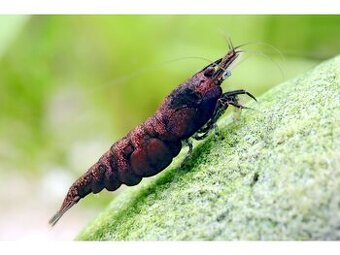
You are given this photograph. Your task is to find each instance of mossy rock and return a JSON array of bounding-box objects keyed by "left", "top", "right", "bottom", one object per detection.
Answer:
[{"left": 77, "top": 56, "right": 340, "bottom": 240}]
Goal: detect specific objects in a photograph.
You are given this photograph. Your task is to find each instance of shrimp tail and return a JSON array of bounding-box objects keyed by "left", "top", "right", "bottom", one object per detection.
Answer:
[
  {"left": 49, "top": 162, "right": 107, "bottom": 227},
  {"left": 48, "top": 193, "right": 80, "bottom": 227}
]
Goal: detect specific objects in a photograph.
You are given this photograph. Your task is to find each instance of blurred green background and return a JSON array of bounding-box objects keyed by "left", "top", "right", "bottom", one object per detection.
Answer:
[{"left": 0, "top": 15, "right": 339, "bottom": 240}]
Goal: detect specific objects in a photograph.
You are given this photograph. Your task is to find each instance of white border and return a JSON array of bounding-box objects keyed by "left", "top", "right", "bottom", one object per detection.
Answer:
[
  {"left": 0, "top": 0, "right": 339, "bottom": 14},
  {"left": 1, "top": 241, "right": 340, "bottom": 255},
  {"left": 0, "top": 0, "right": 339, "bottom": 252}
]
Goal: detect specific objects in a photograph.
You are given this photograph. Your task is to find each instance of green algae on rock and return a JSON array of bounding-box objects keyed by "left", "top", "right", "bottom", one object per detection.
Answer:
[{"left": 77, "top": 56, "right": 340, "bottom": 240}]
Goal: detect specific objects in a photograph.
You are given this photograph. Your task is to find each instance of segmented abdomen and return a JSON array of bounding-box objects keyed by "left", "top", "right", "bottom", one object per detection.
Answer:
[{"left": 92, "top": 115, "right": 182, "bottom": 193}]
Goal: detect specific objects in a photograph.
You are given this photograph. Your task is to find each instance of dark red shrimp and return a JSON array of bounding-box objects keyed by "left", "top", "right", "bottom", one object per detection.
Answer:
[{"left": 49, "top": 42, "right": 257, "bottom": 226}]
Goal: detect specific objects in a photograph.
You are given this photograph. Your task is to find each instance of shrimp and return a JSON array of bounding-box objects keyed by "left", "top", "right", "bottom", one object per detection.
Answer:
[{"left": 49, "top": 41, "right": 256, "bottom": 226}]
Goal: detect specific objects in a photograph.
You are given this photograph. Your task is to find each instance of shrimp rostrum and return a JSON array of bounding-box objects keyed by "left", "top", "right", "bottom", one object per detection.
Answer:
[{"left": 49, "top": 42, "right": 257, "bottom": 226}]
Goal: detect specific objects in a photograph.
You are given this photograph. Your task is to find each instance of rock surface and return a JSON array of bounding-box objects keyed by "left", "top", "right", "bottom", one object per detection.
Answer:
[{"left": 77, "top": 56, "right": 340, "bottom": 240}]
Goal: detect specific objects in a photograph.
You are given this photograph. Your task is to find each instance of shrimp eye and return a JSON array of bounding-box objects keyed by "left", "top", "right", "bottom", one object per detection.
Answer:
[
  {"left": 223, "top": 70, "right": 232, "bottom": 79},
  {"left": 204, "top": 66, "right": 215, "bottom": 77}
]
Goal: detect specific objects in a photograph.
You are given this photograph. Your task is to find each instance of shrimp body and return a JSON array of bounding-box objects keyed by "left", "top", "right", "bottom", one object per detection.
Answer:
[{"left": 49, "top": 45, "right": 256, "bottom": 226}]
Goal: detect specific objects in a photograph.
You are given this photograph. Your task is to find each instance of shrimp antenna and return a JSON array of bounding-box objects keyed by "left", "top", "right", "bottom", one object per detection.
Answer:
[
  {"left": 164, "top": 56, "right": 228, "bottom": 73},
  {"left": 233, "top": 41, "right": 285, "bottom": 63},
  {"left": 217, "top": 28, "right": 284, "bottom": 62},
  {"left": 217, "top": 29, "right": 235, "bottom": 51},
  {"left": 227, "top": 37, "right": 235, "bottom": 51},
  {"left": 231, "top": 49, "right": 285, "bottom": 81}
]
